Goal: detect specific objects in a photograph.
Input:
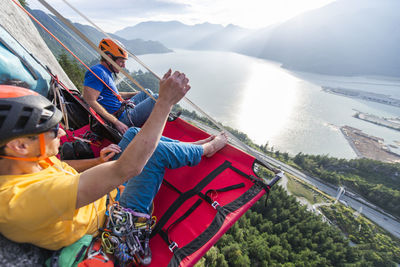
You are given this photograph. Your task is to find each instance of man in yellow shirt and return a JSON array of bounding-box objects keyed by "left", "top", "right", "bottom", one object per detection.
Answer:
[{"left": 0, "top": 70, "right": 227, "bottom": 252}]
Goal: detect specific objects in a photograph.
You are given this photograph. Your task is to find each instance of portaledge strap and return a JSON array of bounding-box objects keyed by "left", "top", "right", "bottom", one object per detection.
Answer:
[
  {"left": 168, "top": 184, "right": 264, "bottom": 267},
  {"left": 152, "top": 160, "right": 232, "bottom": 237},
  {"left": 158, "top": 199, "right": 203, "bottom": 251}
]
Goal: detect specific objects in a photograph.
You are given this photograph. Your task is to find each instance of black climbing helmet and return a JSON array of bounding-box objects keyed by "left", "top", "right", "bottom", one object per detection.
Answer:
[{"left": 0, "top": 85, "right": 62, "bottom": 145}]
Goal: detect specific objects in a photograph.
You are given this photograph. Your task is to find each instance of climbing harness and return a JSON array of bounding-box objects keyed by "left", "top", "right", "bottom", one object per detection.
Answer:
[{"left": 113, "top": 100, "right": 136, "bottom": 124}]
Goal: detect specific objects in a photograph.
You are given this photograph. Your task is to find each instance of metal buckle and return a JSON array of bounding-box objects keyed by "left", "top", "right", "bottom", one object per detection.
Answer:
[
  {"left": 169, "top": 241, "right": 179, "bottom": 252},
  {"left": 212, "top": 201, "right": 220, "bottom": 209}
]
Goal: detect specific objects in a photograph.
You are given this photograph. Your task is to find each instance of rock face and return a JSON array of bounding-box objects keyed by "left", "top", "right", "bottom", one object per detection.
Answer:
[
  {"left": 0, "top": 0, "right": 77, "bottom": 91},
  {"left": 0, "top": 234, "right": 51, "bottom": 266},
  {"left": 0, "top": 1, "right": 74, "bottom": 264}
]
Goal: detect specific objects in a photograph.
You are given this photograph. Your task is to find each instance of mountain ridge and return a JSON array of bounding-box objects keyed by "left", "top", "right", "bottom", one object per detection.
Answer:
[
  {"left": 29, "top": 9, "right": 172, "bottom": 64},
  {"left": 114, "top": 0, "right": 400, "bottom": 78}
]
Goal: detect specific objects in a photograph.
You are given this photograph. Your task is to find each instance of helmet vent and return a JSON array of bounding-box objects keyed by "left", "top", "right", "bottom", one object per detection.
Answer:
[
  {"left": 101, "top": 40, "right": 109, "bottom": 47},
  {"left": 15, "top": 116, "right": 29, "bottom": 131},
  {"left": 0, "top": 105, "right": 9, "bottom": 128},
  {"left": 0, "top": 104, "right": 11, "bottom": 111},
  {"left": 0, "top": 116, "right": 4, "bottom": 129},
  {"left": 39, "top": 106, "right": 54, "bottom": 125}
]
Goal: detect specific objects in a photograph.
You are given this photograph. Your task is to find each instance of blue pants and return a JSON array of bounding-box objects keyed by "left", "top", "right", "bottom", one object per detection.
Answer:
[
  {"left": 117, "top": 128, "right": 203, "bottom": 214},
  {"left": 120, "top": 89, "right": 158, "bottom": 127}
]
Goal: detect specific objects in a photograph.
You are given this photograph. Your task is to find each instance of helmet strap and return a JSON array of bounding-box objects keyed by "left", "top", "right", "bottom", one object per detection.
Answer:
[
  {"left": 0, "top": 133, "right": 53, "bottom": 165},
  {"left": 104, "top": 55, "right": 119, "bottom": 74}
]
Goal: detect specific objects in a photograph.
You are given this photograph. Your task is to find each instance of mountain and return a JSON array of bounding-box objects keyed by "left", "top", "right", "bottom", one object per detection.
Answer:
[
  {"left": 115, "top": 0, "right": 400, "bottom": 77},
  {"left": 29, "top": 9, "right": 172, "bottom": 64},
  {"left": 188, "top": 24, "right": 253, "bottom": 51},
  {"left": 31, "top": 0, "right": 400, "bottom": 77},
  {"left": 114, "top": 21, "right": 252, "bottom": 50},
  {"left": 235, "top": 0, "right": 400, "bottom": 77}
]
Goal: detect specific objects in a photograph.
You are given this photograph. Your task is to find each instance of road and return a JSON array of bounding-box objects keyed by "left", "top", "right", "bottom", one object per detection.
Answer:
[
  {"left": 188, "top": 118, "right": 400, "bottom": 239},
  {"left": 259, "top": 150, "right": 400, "bottom": 239}
]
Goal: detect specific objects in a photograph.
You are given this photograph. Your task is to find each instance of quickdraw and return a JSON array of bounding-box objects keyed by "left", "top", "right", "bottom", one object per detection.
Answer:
[{"left": 100, "top": 203, "right": 156, "bottom": 266}]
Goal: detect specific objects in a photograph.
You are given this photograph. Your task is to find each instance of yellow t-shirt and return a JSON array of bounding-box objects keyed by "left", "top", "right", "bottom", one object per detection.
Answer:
[{"left": 0, "top": 156, "right": 112, "bottom": 250}]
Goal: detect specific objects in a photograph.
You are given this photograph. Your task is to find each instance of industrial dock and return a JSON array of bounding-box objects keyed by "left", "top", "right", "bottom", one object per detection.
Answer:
[
  {"left": 340, "top": 126, "right": 400, "bottom": 163},
  {"left": 322, "top": 86, "right": 400, "bottom": 108},
  {"left": 353, "top": 111, "right": 400, "bottom": 131}
]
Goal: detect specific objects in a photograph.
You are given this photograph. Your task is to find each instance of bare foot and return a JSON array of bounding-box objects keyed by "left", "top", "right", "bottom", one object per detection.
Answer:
[
  {"left": 191, "top": 135, "right": 215, "bottom": 145},
  {"left": 202, "top": 132, "right": 228, "bottom": 157}
]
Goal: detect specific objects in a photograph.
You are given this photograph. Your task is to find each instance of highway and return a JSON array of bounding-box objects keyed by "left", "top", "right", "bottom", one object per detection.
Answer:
[
  {"left": 252, "top": 148, "right": 400, "bottom": 239},
  {"left": 188, "top": 118, "right": 400, "bottom": 239}
]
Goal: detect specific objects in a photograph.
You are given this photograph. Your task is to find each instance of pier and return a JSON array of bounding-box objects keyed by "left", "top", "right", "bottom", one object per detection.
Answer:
[
  {"left": 322, "top": 86, "right": 400, "bottom": 108},
  {"left": 340, "top": 126, "right": 400, "bottom": 163}
]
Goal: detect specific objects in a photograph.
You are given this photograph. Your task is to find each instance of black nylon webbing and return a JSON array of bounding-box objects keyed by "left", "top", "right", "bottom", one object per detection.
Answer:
[
  {"left": 229, "top": 165, "right": 271, "bottom": 192},
  {"left": 163, "top": 178, "right": 183, "bottom": 195},
  {"left": 165, "top": 199, "right": 203, "bottom": 235},
  {"left": 158, "top": 199, "right": 203, "bottom": 250},
  {"left": 168, "top": 184, "right": 264, "bottom": 267},
  {"left": 152, "top": 161, "right": 232, "bottom": 237},
  {"left": 198, "top": 183, "right": 245, "bottom": 205},
  {"left": 205, "top": 183, "right": 245, "bottom": 197}
]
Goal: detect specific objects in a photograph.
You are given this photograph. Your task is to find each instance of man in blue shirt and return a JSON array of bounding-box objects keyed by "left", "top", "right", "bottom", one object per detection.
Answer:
[{"left": 83, "top": 38, "right": 158, "bottom": 134}]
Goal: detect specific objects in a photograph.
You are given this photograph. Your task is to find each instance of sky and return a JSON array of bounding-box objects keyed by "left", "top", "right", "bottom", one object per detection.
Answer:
[{"left": 27, "top": 0, "right": 336, "bottom": 33}]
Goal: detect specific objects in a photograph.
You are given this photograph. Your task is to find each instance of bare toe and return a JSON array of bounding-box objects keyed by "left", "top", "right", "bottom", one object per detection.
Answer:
[
  {"left": 192, "top": 135, "right": 215, "bottom": 145},
  {"left": 203, "top": 133, "right": 228, "bottom": 157}
]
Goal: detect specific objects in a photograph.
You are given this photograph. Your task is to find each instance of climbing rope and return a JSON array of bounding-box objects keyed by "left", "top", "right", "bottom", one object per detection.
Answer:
[
  {"left": 10, "top": 0, "right": 128, "bottom": 102},
  {"left": 12, "top": 0, "right": 281, "bottom": 174},
  {"left": 37, "top": 0, "right": 156, "bottom": 102},
  {"left": 43, "top": 11, "right": 139, "bottom": 90},
  {"left": 40, "top": 0, "right": 280, "bottom": 174}
]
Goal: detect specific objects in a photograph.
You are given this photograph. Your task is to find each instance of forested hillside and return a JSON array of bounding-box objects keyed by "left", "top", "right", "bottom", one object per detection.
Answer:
[
  {"left": 197, "top": 186, "right": 399, "bottom": 266},
  {"left": 291, "top": 154, "right": 400, "bottom": 218},
  {"left": 57, "top": 55, "right": 400, "bottom": 266}
]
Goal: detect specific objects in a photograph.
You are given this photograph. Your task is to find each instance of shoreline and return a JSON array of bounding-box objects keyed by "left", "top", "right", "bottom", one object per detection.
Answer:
[
  {"left": 353, "top": 111, "right": 400, "bottom": 132},
  {"left": 322, "top": 86, "right": 400, "bottom": 108},
  {"left": 340, "top": 126, "right": 400, "bottom": 163}
]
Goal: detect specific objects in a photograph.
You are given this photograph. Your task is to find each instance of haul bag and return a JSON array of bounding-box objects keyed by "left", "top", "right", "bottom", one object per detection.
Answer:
[{"left": 147, "top": 117, "right": 276, "bottom": 267}]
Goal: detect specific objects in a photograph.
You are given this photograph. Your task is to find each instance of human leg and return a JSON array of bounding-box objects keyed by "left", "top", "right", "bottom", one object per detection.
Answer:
[
  {"left": 114, "top": 127, "right": 140, "bottom": 157},
  {"left": 130, "top": 89, "right": 158, "bottom": 105},
  {"left": 114, "top": 128, "right": 227, "bottom": 214},
  {"left": 119, "top": 141, "right": 203, "bottom": 214},
  {"left": 120, "top": 90, "right": 158, "bottom": 127}
]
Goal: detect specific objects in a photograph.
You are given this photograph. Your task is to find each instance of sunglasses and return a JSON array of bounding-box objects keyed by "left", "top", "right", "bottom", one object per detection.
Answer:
[{"left": 49, "top": 124, "right": 60, "bottom": 138}]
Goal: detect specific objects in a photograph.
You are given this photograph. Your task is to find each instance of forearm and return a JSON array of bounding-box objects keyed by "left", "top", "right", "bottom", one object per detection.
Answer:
[
  {"left": 120, "top": 91, "right": 138, "bottom": 99},
  {"left": 76, "top": 69, "right": 189, "bottom": 208},
  {"left": 64, "top": 158, "right": 102, "bottom": 172},
  {"left": 87, "top": 100, "right": 118, "bottom": 125},
  {"left": 76, "top": 101, "right": 171, "bottom": 208}
]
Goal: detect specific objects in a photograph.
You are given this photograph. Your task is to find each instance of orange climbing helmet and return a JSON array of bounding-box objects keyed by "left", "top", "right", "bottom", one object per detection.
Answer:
[{"left": 99, "top": 38, "right": 128, "bottom": 59}]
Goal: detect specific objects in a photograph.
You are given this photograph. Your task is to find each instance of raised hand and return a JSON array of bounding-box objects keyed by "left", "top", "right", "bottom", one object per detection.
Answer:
[{"left": 158, "top": 69, "right": 191, "bottom": 107}]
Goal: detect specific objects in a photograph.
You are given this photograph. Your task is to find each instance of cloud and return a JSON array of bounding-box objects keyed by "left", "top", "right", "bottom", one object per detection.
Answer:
[
  {"left": 27, "top": 0, "right": 335, "bottom": 32},
  {"left": 27, "top": 0, "right": 191, "bottom": 31},
  {"left": 66, "top": 0, "right": 190, "bottom": 17}
]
